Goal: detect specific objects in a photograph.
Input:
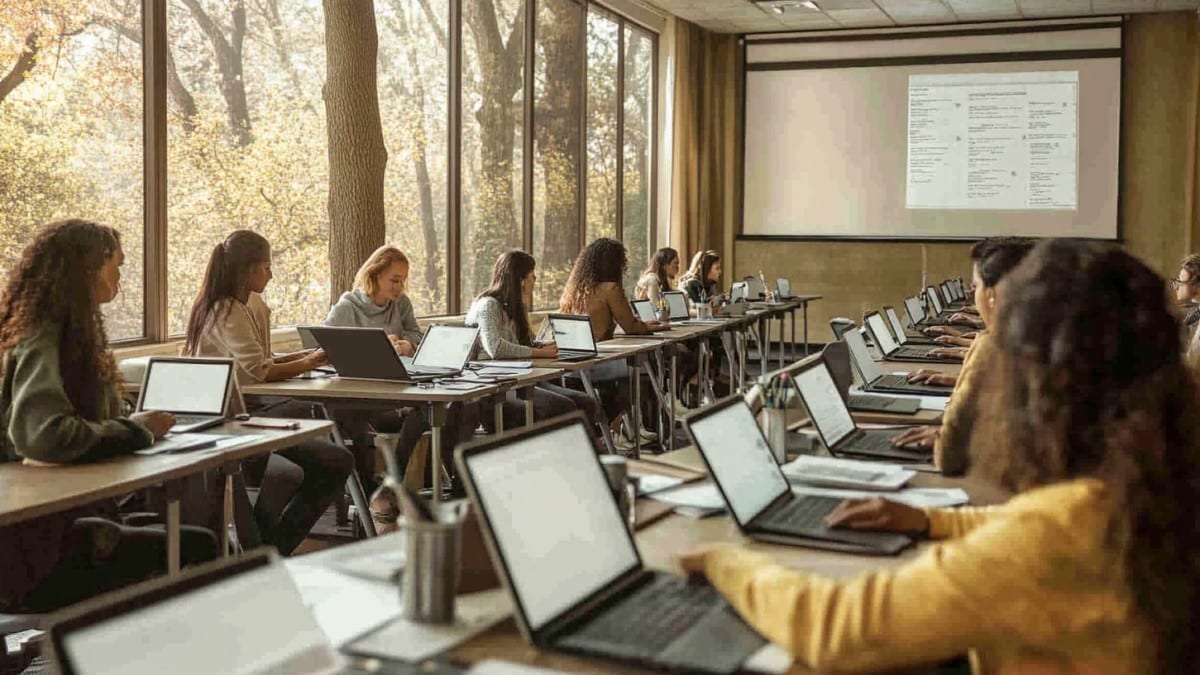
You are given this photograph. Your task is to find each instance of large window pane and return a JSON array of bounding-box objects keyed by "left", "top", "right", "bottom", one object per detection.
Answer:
[
  {"left": 461, "top": 0, "right": 524, "bottom": 310},
  {"left": 0, "top": 4, "right": 145, "bottom": 339},
  {"left": 378, "top": 0, "right": 449, "bottom": 316},
  {"left": 166, "top": 0, "right": 329, "bottom": 333},
  {"left": 532, "top": 0, "right": 582, "bottom": 309},
  {"left": 585, "top": 10, "right": 618, "bottom": 243},
  {"left": 622, "top": 26, "right": 653, "bottom": 278}
]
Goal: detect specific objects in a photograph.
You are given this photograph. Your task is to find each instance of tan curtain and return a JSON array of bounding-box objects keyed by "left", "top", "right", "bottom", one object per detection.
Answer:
[{"left": 669, "top": 20, "right": 742, "bottom": 263}]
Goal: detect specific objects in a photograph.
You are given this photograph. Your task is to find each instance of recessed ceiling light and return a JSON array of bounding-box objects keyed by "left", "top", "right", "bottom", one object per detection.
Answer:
[{"left": 800, "top": 1, "right": 819, "bottom": 9}]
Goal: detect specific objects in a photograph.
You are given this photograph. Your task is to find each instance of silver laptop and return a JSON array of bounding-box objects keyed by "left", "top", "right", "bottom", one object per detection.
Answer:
[
  {"left": 743, "top": 276, "right": 765, "bottom": 300},
  {"left": 864, "top": 311, "right": 954, "bottom": 363},
  {"left": 306, "top": 325, "right": 468, "bottom": 383},
  {"left": 729, "top": 281, "right": 748, "bottom": 304},
  {"left": 925, "top": 285, "right": 947, "bottom": 317},
  {"left": 404, "top": 324, "right": 479, "bottom": 375},
  {"left": 662, "top": 290, "right": 690, "bottom": 322},
  {"left": 838, "top": 320, "right": 952, "bottom": 397},
  {"left": 47, "top": 550, "right": 382, "bottom": 675},
  {"left": 136, "top": 357, "right": 235, "bottom": 433},
  {"left": 631, "top": 298, "right": 657, "bottom": 323},
  {"left": 547, "top": 313, "right": 599, "bottom": 362},
  {"left": 776, "top": 278, "right": 793, "bottom": 299},
  {"left": 683, "top": 397, "right": 911, "bottom": 554},
  {"left": 789, "top": 358, "right": 928, "bottom": 463},
  {"left": 882, "top": 305, "right": 936, "bottom": 345},
  {"left": 456, "top": 413, "right": 766, "bottom": 673}
]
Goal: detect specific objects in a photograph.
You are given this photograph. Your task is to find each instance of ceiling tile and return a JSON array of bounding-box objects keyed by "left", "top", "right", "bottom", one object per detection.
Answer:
[
  {"left": 826, "top": 7, "right": 897, "bottom": 24},
  {"left": 1015, "top": 0, "right": 1091, "bottom": 15},
  {"left": 1091, "top": 0, "right": 1157, "bottom": 12}
]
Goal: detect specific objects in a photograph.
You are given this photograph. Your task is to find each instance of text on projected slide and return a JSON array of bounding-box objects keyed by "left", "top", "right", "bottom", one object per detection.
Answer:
[{"left": 906, "top": 71, "right": 1078, "bottom": 211}]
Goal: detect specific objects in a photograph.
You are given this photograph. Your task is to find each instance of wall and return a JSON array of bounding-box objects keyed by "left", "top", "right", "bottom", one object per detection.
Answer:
[{"left": 734, "top": 12, "right": 1200, "bottom": 345}]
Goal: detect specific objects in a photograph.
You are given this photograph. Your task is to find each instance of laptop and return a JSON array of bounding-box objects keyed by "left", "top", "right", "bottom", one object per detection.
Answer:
[
  {"left": 306, "top": 325, "right": 464, "bottom": 383},
  {"left": 406, "top": 324, "right": 480, "bottom": 374},
  {"left": 684, "top": 397, "right": 912, "bottom": 555},
  {"left": 863, "top": 311, "right": 956, "bottom": 363},
  {"left": 662, "top": 290, "right": 690, "bottom": 322},
  {"left": 743, "top": 276, "right": 766, "bottom": 300},
  {"left": 729, "top": 281, "right": 748, "bottom": 304},
  {"left": 631, "top": 298, "right": 657, "bottom": 323},
  {"left": 136, "top": 357, "right": 235, "bottom": 433},
  {"left": 47, "top": 550, "right": 407, "bottom": 675},
  {"left": 297, "top": 325, "right": 320, "bottom": 350},
  {"left": 839, "top": 322, "right": 952, "bottom": 397},
  {"left": 790, "top": 360, "right": 930, "bottom": 464},
  {"left": 822, "top": 342, "right": 920, "bottom": 415},
  {"left": 456, "top": 413, "right": 766, "bottom": 674},
  {"left": 547, "top": 313, "right": 599, "bottom": 362},
  {"left": 882, "top": 305, "right": 936, "bottom": 344},
  {"left": 903, "top": 295, "right": 941, "bottom": 328},
  {"left": 925, "top": 286, "right": 953, "bottom": 319},
  {"left": 776, "top": 278, "right": 793, "bottom": 300}
]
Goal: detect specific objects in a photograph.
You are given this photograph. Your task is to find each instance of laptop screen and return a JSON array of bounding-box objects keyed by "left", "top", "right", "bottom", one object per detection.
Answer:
[
  {"left": 58, "top": 562, "right": 336, "bottom": 675},
  {"left": 139, "top": 360, "right": 232, "bottom": 416},
  {"left": 413, "top": 325, "right": 478, "bottom": 369},
  {"left": 663, "top": 291, "right": 689, "bottom": 320},
  {"left": 296, "top": 326, "right": 320, "bottom": 350},
  {"left": 687, "top": 401, "right": 789, "bottom": 526},
  {"left": 926, "top": 287, "right": 944, "bottom": 315},
  {"left": 464, "top": 421, "right": 639, "bottom": 632},
  {"left": 776, "top": 278, "right": 790, "bottom": 297},
  {"left": 792, "top": 361, "right": 857, "bottom": 448},
  {"left": 865, "top": 313, "right": 898, "bottom": 355},
  {"left": 549, "top": 315, "right": 595, "bottom": 352},
  {"left": 903, "top": 296, "right": 925, "bottom": 324},
  {"left": 842, "top": 326, "right": 885, "bottom": 384},
  {"left": 729, "top": 282, "right": 747, "bottom": 304},
  {"left": 631, "top": 298, "right": 657, "bottom": 323},
  {"left": 884, "top": 307, "right": 908, "bottom": 343}
]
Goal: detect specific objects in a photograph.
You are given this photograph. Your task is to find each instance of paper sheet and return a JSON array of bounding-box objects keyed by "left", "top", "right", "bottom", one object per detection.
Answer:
[
  {"left": 647, "top": 483, "right": 727, "bottom": 517},
  {"left": 286, "top": 564, "right": 401, "bottom": 648},
  {"left": 743, "top": 644, "right": 793, "bottom": 675},
  {"left": 472, "top": 360, "right": 533, "bottom": 369},
  {"left": 632, "top": 473, "right": 684, "bottom": 496},
  {"left": 347, "top": 589, "right": 512, "bottom": 662},
  {"left": 466, "top": 660, "right": 566, "bottom": 674},
  {"left": 852, "top": 386, "right": 950, "bottom": 412},
  {"left": 791, "top": 485, "right": 969, "bottom": 508}
]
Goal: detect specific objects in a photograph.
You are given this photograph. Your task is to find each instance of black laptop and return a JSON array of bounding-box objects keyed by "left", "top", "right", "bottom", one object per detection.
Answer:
[
  {"left": 306, "top": 325, "right": 476, "bottom": 383},
  {"left": 881, "top": 305, "right": 936, "bottom": 344},
  {"left": 864, "top": 311, "right": 958, "bottom": 363},
  {"left": 903, "top": 295, "right": 946, "bottom": 328},
  {"left": 821, "top": 342, "right": 920, "bottom": 415},
  {"left": 838, "top": 322, "right": 953, "bottom": 397},
  {"left": 456, "top": 413, "right": 766, "bottom": 674},
  {"left": 547, "top": 313, "right": 600, "bottom": 362},
  {"left": 789, "top": 358, "right": 930, "bottom": 463},
  {"left": 684, "top": 397, "right": 912, "bottom": 555}
]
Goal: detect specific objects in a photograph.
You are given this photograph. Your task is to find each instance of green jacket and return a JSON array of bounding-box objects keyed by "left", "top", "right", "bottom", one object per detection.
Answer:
[{"left": 0, "top": 325, "right": 152, "bottom": 610}]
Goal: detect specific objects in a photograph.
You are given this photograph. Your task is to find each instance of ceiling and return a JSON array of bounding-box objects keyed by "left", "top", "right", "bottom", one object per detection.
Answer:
[{"left": 643, "top": 0, "right": 1200, "bottom": 33}]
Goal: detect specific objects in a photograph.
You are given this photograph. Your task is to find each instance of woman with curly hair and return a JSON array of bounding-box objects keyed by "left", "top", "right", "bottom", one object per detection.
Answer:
[
  {"left": 682, "top": 239, "right": 1197, "bottom": 674},
  {"left": 560, "top": 238, "right": 666, "bottom": 451},
  {"left": 0, "top": 220, "right": 217, "bottom": 612}
]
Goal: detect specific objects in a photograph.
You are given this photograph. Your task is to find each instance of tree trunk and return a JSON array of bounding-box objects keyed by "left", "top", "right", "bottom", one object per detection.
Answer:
[
  {"left": 535, "top": 2, "right": 581, "bottom": 270},
  {"left": 180, "top": 0, "right": 252, "bottom": 145},
  {"left": 0, "top": 32, "right": 39, "bottom": 104},
  {"left": 323, "top": 0, "right": 388, "bottom": 303}
]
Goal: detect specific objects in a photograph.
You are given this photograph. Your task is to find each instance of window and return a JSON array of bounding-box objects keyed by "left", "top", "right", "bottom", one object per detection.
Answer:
[
  {"left": 585, "top": 10, "right": 619, "bottom": 243},
  {"left": 0, "top": 3, "right": 145, "bottom": 339},
  {"left": 622, "top": 25, "right": 654, "bottom": 281}
]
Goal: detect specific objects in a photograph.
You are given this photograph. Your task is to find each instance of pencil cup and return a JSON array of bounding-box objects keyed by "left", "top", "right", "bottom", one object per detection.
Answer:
[
  {"left": 697, "top": 303, "right": 713, "bottom": 320},
  {"left": 402, "top": 517, "right": 462, "bottom": 624},
  {"left": 761, "top": 408, "right": 788, "bottom": 464}
]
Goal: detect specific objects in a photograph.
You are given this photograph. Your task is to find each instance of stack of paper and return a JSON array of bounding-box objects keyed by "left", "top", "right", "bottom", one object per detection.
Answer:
[
  {"left": 791, "top": 484, "right": 970, "bottom": 508},
  {"left": 782, "top": 455, "right": 915, "bottom": 491},
  {"left": 646, "top": 482, "right": 726, "bottom": 518}
]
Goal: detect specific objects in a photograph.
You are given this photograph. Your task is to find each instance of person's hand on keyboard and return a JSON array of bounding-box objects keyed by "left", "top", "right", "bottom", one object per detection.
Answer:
[
  {"left": 892, "top": 426, "right": 939, "bottom": 450},
  {"left": 824, "top": 497, "right": 929, "bottom": 535},
  {"left": 906, "top": 369, "right": 956, "bottom": 387},
  {"left": 927, "top": 347, "right": 967, "bottom": 361},
  {"left": 131, "top": 410, "right": 175, "bottom": 440},
  {"left": 934, "top": 335, "right": 973, "bottom": 347},
  {"left": 921, "top": 325, "right": 961, "bottom": 337},
  {"left": 677, "top": 543, "right": 738, "bottom": 581}
]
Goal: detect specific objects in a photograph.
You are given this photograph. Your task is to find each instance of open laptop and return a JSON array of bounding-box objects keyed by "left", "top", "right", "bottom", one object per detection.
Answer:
[
  {"left": 631, "top": 298, "right": 657, "bottom": 323},
  {"left": 547, "top": 313, "right": 599, "bottom": 362},
  {"left": 456, "top": 413, "right": 766, "bottom": 674},
  {"left": 790, "top": 358, "right": 929, "bottom": 463},
  {"left": 903, "top": 295, "right": 943, "bottom": 329},
  {"left": 864, "top": 311, "right": 957, "bottom": 363},
  {"left": 743, "top": 276, "right": 766, "bottom": 300},
  {"left": 404, "top": 324, "right": 480, "bottom": 374},
  {"left": 660, "top": 290, "right": 690, "bottom": 324},
  {"left": 48, "top": 550, "right": 408, "bottom": 675},
  {"left": 306, "top": 325, "right": 463, "bottom": 383},
  {"left": 137, "top": 357, "right": 235, "bottom": 433},
  {"left": 684, "top": 397, "right": 912, "bottom": 555},
  {"left": 776, "top": 278, "right": 793, "bottom": 300},
  {"left": 821, "top": 342, "right": 920, "bottom": 415},
  {"left": 728, "top": 281, "right": 747, "bottom": 304},
  {"left": 839, "top": 322, "right": 952, "bottom": 397},
  {"left": 925, "top": 285, "right": 954, "bottom": 319},
  {"left": 882, "top": 305, "right": 936, "bottom": 344}
]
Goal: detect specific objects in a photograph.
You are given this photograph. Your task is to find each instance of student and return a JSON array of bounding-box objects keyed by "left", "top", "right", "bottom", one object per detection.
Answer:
[
  {"left": 678, "top": 250, "right": 722, "bottom": 308},
  {"left": 0, "top": 220, "right": 217, "bottom": 612},
  {"left": 894, "top": 238, "right": 1034, "bottom": 475},
  {"left": 1172, "top": 254, "right": 1200, "bottom": 369},
  {"left": 560, "top": 238, "right": 666, "bottom": 451},
  {"left": 323, "top": 245, "right": 478, "bottom": 491},
  {"left": 183, "top": 230, "right": 353, "bottom": 555},
  {"left": 683, "top": 240, "right": 1192, "bottom": 674},
  {"left": 634, "top": 247, "right": 681, "bottom": 307},
  {"left": 465, "top": 250, "right": 598, "bottom": 427}
]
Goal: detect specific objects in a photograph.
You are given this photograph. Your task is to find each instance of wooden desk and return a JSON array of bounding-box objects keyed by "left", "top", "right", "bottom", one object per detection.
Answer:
[{"left": 0, "top": 420, "right": 332, "bottom": 572}]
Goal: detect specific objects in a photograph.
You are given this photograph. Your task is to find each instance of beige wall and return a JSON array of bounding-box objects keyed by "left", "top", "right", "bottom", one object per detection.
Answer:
[{"left": 734, "top": 12, "right": 1200, "bottom": 345}]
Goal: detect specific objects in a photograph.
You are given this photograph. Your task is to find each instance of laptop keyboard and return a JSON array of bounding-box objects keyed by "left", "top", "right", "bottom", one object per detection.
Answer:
[
  {"left": 173, "top": 414, "right": 216, "bottom": 427},
  {"left": 559, "top": 575, "right": 716, "bottom": 660},
  {"left": 894, "top": 346, "right": 936, "bottom": 359},
  {"left": 757, "top": 496, "right": 843, "bottom": 532},
  {"left": 846, "top": 432, "right": 902, "bottom": 455},
  {"left": 848, "top": 393, "right": 897, "bottom": 411}
]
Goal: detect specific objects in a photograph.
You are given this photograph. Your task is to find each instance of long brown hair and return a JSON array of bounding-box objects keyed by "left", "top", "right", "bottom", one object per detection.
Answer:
[
  {"left": 479, "top": 250, "right": 536, "bottom": 345},
  {"left": 559, "top": 238, "right": 628, "bottom": 313},
  {"left": 183, "top": 230, "right": 271, "bottom": 356},
  {"left": 0, "top": 219, "right": 122, "bottom": 420},
  {"left": 971, "top": 239, "right": 1200, "bottom": 672},
  {"left": 640, "top": 247, "right": 679, "bottom": 292},
  {"left": 679, "top": 250, "right": 720, "bottom": 296}
]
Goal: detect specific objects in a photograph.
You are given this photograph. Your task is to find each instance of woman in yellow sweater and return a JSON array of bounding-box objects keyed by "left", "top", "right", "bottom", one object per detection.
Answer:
[{"left": 682, "top": 239, "right": 1196, "bottom": 674}]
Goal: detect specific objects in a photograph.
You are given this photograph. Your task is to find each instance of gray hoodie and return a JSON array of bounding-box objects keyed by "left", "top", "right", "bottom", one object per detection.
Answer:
[{"left": 323, "top": 290, "right": 423, "bottom": 345}]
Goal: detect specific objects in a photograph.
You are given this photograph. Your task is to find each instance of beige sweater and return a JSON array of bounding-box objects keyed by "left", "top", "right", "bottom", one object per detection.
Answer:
[{"left": 192, "top": 294, "right": 273, "bottom": 413}]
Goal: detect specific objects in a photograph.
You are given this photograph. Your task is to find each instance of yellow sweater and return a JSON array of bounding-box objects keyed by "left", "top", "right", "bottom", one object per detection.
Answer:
[
  {"left": 701, "top": 479, "right": 1150, "bottom": 675},
  {"left": 933, "top": 332, "right": 992, "bottom": 475}
]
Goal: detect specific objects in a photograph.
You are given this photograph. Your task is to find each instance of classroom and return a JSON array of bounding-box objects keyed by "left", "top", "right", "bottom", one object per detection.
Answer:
[{"left": 2, "top": 1, "right": 1198, "bottom": 673}]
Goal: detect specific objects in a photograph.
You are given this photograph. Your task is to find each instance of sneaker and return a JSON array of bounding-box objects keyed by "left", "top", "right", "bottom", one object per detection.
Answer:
[
  {"left": 671, "top": 400, "right": 691, "bottom": 419},
  {"left": 612, "top": 434, "right": 638, "bottom": 455},
  {"left": 637, "top": 427, "right": 657, "bottom": 442}
]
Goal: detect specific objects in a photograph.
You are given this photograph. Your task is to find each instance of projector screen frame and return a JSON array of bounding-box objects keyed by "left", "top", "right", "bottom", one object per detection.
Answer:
[{"left": 737, "top": 19, "right": 1124, "bottom": 243}]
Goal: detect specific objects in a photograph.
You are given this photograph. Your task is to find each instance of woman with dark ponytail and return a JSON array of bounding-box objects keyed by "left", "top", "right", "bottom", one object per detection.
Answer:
[{"left": 184, "top": 230, "right": 353, "bottom": 555}]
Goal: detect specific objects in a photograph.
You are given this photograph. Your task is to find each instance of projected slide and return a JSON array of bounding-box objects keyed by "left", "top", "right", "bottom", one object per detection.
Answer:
[{"left": 906, "top": 71, "right": 1078, "bottom": 211}]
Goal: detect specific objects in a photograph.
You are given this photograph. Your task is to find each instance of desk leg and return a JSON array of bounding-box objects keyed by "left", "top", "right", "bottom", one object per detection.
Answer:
[
  {"left": 517, "top": 385, "right": 535, "bottom": 426},
  {"left": 314, "top": 403, "right": 376, "bottom": 538},
  {"left": 791, "top": 309, "right": 798, "bottom": 363},
  {"left": 219, "top": 460, "right": 243, "bottom": 557},
  {"left": 580, "top": 370, "right": 617, "bottom": 454},
  {"left": 428, "top": 403, "right": 449, "bottom": 503},
  {"left": 777, "top": 315, "right": 785, "bottom": 370},
  {"left": 803, "top": 301, "right": 810, "bottom": 357},
  {"left": 630, "top": 358, "right": 642, "bottom": 459},
  {"left": 493, "top": 396, "right": 505, "bottom": 437},
  {"left": 669, "top": 350, "right": 678, "bottom": 453},
  {"left": 164, "top": 480, "right": 182, "bottom": 575},
  {"left": 758, "top": 316, "right": 768, "bottom": 376}
]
